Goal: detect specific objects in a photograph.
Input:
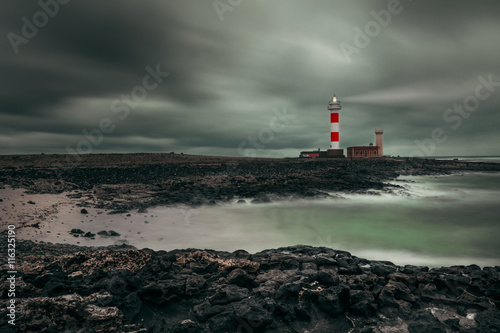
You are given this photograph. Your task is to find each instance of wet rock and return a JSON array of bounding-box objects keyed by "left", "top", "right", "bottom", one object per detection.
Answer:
[
  {"left": 209, "top": 285, "right": 249, "bottom": 305},
  {"left": 233, "top": 249, "right": 251, "bottom": 259},
  {"left": 207, "top": 311, "right": 237, "bottom": 332},
  {"left": 139, "top": 279, "right": 185, "bottom": 304},
  {"left": 408, "top": 310, "right": 447, "bottom": 333},
  {"left": 388, "top": 272, "right": 417, "bottom": 289},
  {"left": 474, "top": 308, "right": 500, "bottom": 331},
  {"left": 193, "top": 301, "right": 227, "bottom": 321},
  {"left": 302, "top": 262, "right": 318, "bottom": 270},
  {"left": 109, "top": 230, "right": 120, "bottom": 236},
  {"left": 403, "top": 265, "right": 429, "bottom": 274},
  {"left": 84, "top": 232, "right": 96, "bottom": 238},
  {"left": 227, "top": 268, "right": 254, "bottom": 288},
  {"left": 314, "top": 285, "right": 351, "bottom": 316},
  {"left": 253, "top": 280, "right": 281, "bottom": 298},
  {"left": 233, "top": 297, "right": 272, "bottom": 330},
  {"left": 315, "top": 254, "right": 338, "bottom": 267},
  {"left": 486, "top": 282, "right": 500, "bottom": 305},
  {"left": 371, "top": 261, "right": 398, "bottom": 276},
  {"left": 185, "top": 275, "right": 206, "bottom": 296},
  {"left": 313, "top": 271, "right": 338, "bottom": 286},
  {"left": 97, "top": 269, "right": 139, "bottom": 296},
  {"left": 378, "top": 280, "right": 417, "bottom": 307},
  {"left": 350, "top": 290, "right": 376, "bottom": 316},
  {"left": 80, "top": 208, "right": 89, "bottom": 214},
  {"left": 3, "top": 241, "right": 500, "bottom": 332},
  {"left": 275, "top": 276, "right": 309, "bottom": 300},
  {"left": 122, "top": 292, "right": 142, "bottom": 321},
  {"left": 70, "top": 228, "right": 84, "bottom": 234}
]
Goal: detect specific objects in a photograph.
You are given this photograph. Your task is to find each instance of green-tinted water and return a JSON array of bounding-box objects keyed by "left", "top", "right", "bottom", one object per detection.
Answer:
[
  {"left": 35, "top": 171, "right": 500, "bottom": 267},
  {"left": 252, "top": 172, "right": 500, "bottom": 266}
]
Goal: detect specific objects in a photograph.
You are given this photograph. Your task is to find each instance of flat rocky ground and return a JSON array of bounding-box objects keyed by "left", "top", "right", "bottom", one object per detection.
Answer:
[{"left": 2, "top": 153, "right": 500, "bottom": 213}]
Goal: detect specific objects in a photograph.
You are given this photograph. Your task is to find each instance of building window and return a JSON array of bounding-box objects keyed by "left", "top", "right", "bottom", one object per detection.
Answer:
[
  {"left": 374, "top": 150, "right": 377, "bottom": 155},
  {"left": 364, "top": 150, "right": 367, "bottom": 157}
]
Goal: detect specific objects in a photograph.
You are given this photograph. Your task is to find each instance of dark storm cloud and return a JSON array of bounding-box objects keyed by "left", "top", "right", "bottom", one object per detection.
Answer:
[{"left": 1, "top": 0, "right": 499, "bottom": 156}]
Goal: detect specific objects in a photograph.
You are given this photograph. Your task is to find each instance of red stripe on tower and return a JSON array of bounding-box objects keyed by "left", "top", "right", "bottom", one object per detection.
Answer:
[
  {"left": 330, "top": 113, "right": 339, "bottom": 123},
  {"left": 331, "top": 132, "right": 339, "bottom": 142}
]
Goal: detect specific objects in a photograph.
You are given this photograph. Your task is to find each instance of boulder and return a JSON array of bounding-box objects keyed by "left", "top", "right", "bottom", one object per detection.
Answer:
[
  {"left": 227, "top": 268, "right": 254, "bottom": 288},
  {"left": 314, "top": 285, "right": 351, "bottom": 316}
]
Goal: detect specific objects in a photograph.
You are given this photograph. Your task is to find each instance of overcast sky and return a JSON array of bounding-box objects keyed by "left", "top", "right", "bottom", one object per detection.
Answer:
[{"left": 1, "top": 0, "right": 499, "bottom": 157}]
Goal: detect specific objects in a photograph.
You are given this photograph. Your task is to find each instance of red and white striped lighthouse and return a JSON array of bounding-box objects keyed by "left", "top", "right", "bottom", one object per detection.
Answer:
[{"left": 328, "top": 94, "right": 342, "bottom": 149}]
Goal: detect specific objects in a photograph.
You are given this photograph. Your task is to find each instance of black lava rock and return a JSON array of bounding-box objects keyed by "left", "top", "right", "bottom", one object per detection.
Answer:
[{"left": 4, "top": 241, "right": 500, "bottom": 333}]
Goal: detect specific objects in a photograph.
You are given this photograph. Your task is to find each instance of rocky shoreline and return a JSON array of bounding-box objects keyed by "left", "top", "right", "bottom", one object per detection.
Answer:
[
  {"left": 1, "top": 153, "right": 500, "bottom": 213},
  {"left": 1, "top": 240, "right": 500, "bottom": 332},
  {"left": 2, "top": 154, "right": 500, "bottom": 331}
]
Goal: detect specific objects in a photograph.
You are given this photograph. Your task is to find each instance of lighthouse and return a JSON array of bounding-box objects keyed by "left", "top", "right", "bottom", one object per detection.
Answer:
[
  {"left": 325, "top": 94, "right": 345, "bottom": 157},
  {"left": 328, "top": 95, "right": 341, "bottom": 149},
  {"left": 299, "top": 93, "right": 386, "bottom": 158}
]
